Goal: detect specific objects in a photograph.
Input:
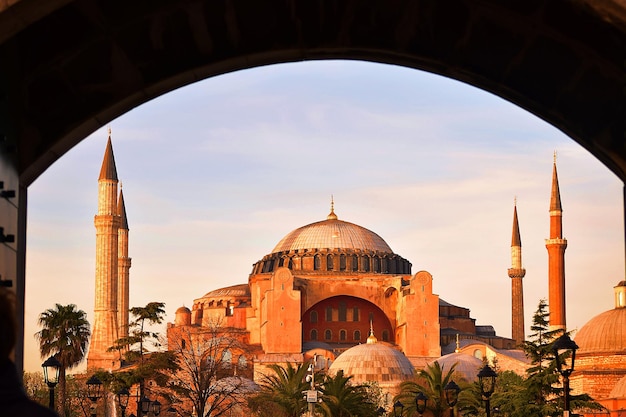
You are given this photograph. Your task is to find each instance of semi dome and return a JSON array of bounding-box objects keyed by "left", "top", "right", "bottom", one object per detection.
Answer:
[
  {"left": 431, "top": 353, "right": 483, "bottom": 382},
  {"left": 271, "top": 208, "right": 393, "bottom": 254},
  {"left": 201, "top": 284, "right": 251, "bottom": 299},
  {"left": 328, "top": 332, "right": 414, "bottom": 387}
]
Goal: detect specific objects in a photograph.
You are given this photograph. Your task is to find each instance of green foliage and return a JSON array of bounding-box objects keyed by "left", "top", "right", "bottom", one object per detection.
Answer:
[
  {"left": 318, "top": 370, "right": 379, "bottom": 417},
  {"left": 35, "top": 303, "right": 91, "bottom": 417},
  {"left": 489, "top": 300, "right": 605, "bottom": 417},
  {"left": 250, "top": 362, "right": 311, "bottom": 417},
  {"left": 395, "top": 361, "right": 471, "bottom": 417}
]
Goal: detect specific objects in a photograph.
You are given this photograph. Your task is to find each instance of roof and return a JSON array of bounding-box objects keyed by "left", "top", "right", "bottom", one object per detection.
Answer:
[
  {"left": 99, "top": 136, "right": 118, "bottom": 181},
  {"left": 575, "top": 307, "right": 626, "bottom": 353},
  {"left": 201, "top": 284, "right": 251, "bottom": 299},
  {"left": 271, "top": 209, "right": 393, "bottom": 254}
]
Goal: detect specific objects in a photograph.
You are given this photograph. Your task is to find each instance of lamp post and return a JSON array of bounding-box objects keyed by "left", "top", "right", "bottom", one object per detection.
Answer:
[
  {"left": 477, "top": 364, "right": 498, "bottom": 417},
  {"left": 42, "top": 356, "right": 61, "bottom": 410},
  {"left": 553, "top": 332, "right": 579, "bottom": 416},
  {"left": 151, "top": 400, "right": 161, "bottom": 416},
  {"left": 86, "top": 375, "right": 103, "bottom": 417},
  {"left": 444, "top": 380, "right": 460, "bottom": 417},
  {"left": 140, "top": 395, "right": 153, "bottom": 416},
  {"left": 392, "top": 400, "right": 404, "bottom": 417},
  {"left": 415, "top": 391, "right": 427, "bottom": 417},
  {"left": 117, "top": 388, "right": 131, "bottom": 417}
]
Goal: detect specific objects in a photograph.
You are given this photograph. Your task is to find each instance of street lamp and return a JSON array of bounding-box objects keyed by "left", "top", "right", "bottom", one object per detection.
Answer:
[
  {"left": 42, "top": 356, "right": 61, "bottom": 410},
  {"left": 392, "top": 400, "right": 404, "bottom": 417},
  {"left": 117, "top": 388, "right": 131, "bottom": 417},
  {"left": 151, "top": 400, "right": 161, "bottom": 416},
  {"left": 477, "top": 364, "right": 498, "bottom": 417},
  {"left": 376, "top": 406, "right": 386, "bottom": 415},
  {"left": 415, "top": 391, "right": 427, "bottom": 416},
  {"left": 86, "top": 375, "right": 103, "bottom": 417},
  {"left": 444, "top": 380, "right": 460, "bottom": 417},
  {"left": 553, "top": 332, "right": 579, "bottom": 416},
  {"left": 140, "top": 395, "right": 152, "bottom": 416}
]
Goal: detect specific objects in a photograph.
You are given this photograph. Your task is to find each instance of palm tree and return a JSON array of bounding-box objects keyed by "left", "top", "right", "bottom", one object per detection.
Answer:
[
  {"left": 250, "top": 362, "right": 310, "bottom": 417},
  {"left": 319, "top": 370, "right": 378, "bottom": 417},
  {"left": 36, "top": 303, "right": 90, "bottom": 417},
  {"left": 395, "top": 361, "right": 461, "bottom": 417}
]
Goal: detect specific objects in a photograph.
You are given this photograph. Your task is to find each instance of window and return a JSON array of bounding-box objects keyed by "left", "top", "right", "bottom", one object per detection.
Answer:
[
  {"left": 352, "top": 307, "right": 359, "bottom": 322},
  {"left": 382, "top": 330, "right": 389, "bottom": 342},
  {"left": 181, "top": 339, "right": 186, "bottom": 349},
  {"left": 352, "top": 255, "right": 358, "bottom": 271},
  {"left": 340, "top": 330, "right": 347, "bottom": 341},
  {"left": 225, "top": 304, "right": 234, "bottom": 316},
  {"left": 340, "top": 254, "right": 346, "bottom": 271},
  {"left": 324, "top": 329, "right": 332, "bottom": 341},
  {"left": 310, "top": 329, "right": 318, "bottom": 341},
  {"left": 314, "top": 255, "right": 321, "bottom": 270},
  {"left": 326, "top": 254, "right": 333, "bottom": 270},
  {"left": 362, "top": 256, "right": 370, "bottom": 272},
  {"left": 326, "top": 306, "right": 333, "bottom": 322},
  {"left": 310, "top": 311, "right": 318, "bottom": 323},
  {"left": 354, "top": 330, "right": 361, "bottom": 341},
  {"left": 221, "top": 350, "right": 232, "bottom": 368},
  {"left": 338, "top": 301, "right": 347, "bottom": 321},
  {"left": 238, "top": 355, "right": 247, "bottom": 369},
  {"left": 373, "top": 257, "right": 380, "bottom": 272}
]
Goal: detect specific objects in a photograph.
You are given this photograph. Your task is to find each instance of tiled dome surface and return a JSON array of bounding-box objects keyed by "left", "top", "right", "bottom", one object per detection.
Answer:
[
  {"left": 328, "top": 342, "right": 414, "bottom": 384},
  {"left": 272, "top": 219, "right": 393, "bottom": 254},
  {"left": 431, "top": 353, "right": 483, "bottom": 382},
  {"left": 575, "top": 308, "right": 626, "bottom": 353},
  {"left": 202, "top": 284, "right": 251, "bottom": 299}
]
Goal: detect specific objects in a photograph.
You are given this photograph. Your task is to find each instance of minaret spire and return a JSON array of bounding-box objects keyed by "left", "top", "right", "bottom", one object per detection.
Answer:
[
  {"left": 546, "top": 154, "right": 567, "bottom": 331},
  {"left": 88, "top": 130, "right": 122, "bottom": 371},
  {"left": 117, "top": 189, "right": 131, "bottom": 342},
  {"left": 508, "top": 199, "right": 526, "bottom": 345},
  {"left": 327, "top": 195, "right": 338, "bottom": 220}
]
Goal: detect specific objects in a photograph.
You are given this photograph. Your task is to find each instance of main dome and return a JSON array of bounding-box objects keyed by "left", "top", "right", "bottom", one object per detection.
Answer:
[{"left": 271, "top": 208, "right": 393, "bottom": 254}]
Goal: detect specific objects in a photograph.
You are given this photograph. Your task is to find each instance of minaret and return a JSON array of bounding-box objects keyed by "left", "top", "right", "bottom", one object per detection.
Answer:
[
  {"left": 545, "top": 154, "right": 567, "bottom": 331},
  {"left": 88, "top": 129, "right": 122, "bottom": 370},
  {"left": 508, "top": 200, "right": 526, "bottom": 345},
  {"left": 117, "top": 188, "right": 131, "bottom": 340}
]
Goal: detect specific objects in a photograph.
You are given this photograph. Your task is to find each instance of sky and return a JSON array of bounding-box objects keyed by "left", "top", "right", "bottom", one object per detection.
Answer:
[{"left": 23, "top": 60, "right": 624, "bottom": 373}]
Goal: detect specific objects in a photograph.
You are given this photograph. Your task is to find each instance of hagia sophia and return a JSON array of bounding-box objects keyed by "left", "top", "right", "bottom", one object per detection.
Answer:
[{"left": 86, "top": 132, "right": 626, "bottom": 415}]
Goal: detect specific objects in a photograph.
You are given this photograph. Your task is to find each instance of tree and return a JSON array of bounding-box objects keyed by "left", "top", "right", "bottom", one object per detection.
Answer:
[
  {"left": 162, "top": 320, "right": 255, "bottom": 417},
  {"left": 36, "top": 303, "right": 91, "bottom": 417},
  {"left": 490, "top": 300, "right": 604, "bottom": 417},
  {"left": 318, "top": 370, "right": 379, "bottom": 417},
  {"left": 395, "top": 361, "right": 470, "bottom": 417},
  {"left": 250, "top": 362, "right": 311, "bottom": 417}
]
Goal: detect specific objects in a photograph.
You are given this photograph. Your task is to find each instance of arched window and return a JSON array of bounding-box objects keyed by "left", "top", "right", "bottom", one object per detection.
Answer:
[
  {"left": 352, "top": 255, "right": 358, "bottom": 271},
  {"left": 362, "top": 256, "right": 370, "bottom": 272},
  {"left": 340, "top": 254, "right": 346, "bottom": 271},
  {"left": 326, "top": 254, "right": 333, "bottom": 270},
  {"left": 324, "top": 329, "right": 332, "bottom": 341},
  {"left": 354, "top": 330, "right": 361, "bottom": 341},
  {"left": 237, "top": 355, "right": 247, "bottom": 369},
  {"left": 352, "top": 306, "right": 359, "bottom": 322},
  {"left": 381, "top": 330, "right": 389, "bottom": 342},
  {"left": 326, "top": 306, "right": 333, "bottom": 322},
  {"left": 310, "top": 311, "right": 318, "bottom": 323},
  {"left": 314, "top": 255, "right": 321, "bottom": 270},
  {"left": 340, "top": 330, "right": 347, "bottom": 341},
  {"left": 311, "top": 329, "right": 318, "bottom": 341},
  {"left": 373, "top": 256, "right": 380, "bottom": 272},
  {"left": 278, "top": 257, "right": 285, "bottom": 267},
  {"left": 338, "top": 301, "right": 347, "bottom": 322}
]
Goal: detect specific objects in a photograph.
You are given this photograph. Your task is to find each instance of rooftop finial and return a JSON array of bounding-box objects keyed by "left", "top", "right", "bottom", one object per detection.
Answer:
[
  {"left": 554, "top": 150, "right": 557, "bottom": 164},
  {"left": 455, "top": 334, "right": 460, "bottom": 353},
  {"left": 514, "top": 195, "right": 517, "bottom": 207},
  {"left": 366, "top": 319, "right": 378, "bottom": 344},
  {"left": 327, "top": 195, "right": 338, "bottom": 220},
  {"left": 108, "top": 125, "right": 112, "bottom": 137}
]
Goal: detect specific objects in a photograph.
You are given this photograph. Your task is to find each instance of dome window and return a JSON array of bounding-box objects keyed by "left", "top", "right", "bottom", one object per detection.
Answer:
[
  {"left": 324, "top": 329, "right": 332, "bottom": 341},
  {"left": 339, "top": 302, "right": 347, "bottom": 322},
  {"left": 310, "top": 311, "right": 318, "bottom": 323},
  {"left": 340, "top": 254, "right": 346, "bottom": 271},
  {"left": 354, "top": 330, "right": 361, "bottom": 341},
  {"left": 310, "top": 329, "right": 318, "bottom": 341},
  {"left": 340, "top": 330, "right": 347, "bottom": 341},
  {"left": 326, "top": 254, "right": 333, "bottom": 271}
]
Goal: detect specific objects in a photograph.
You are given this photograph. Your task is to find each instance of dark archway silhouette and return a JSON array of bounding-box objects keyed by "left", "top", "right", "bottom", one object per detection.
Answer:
[{"left": 0, "top": 0, "right": 624, "bottom": 369}]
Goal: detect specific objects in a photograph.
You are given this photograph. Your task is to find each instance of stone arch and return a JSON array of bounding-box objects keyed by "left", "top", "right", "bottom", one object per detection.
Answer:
[{"left": 1, "top": 0, "right": 625, "bottom": 368}]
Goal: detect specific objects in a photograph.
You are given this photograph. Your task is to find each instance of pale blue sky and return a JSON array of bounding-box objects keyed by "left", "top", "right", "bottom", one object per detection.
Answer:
[{"left": 24, "top": 60, "right": 624, "bottom": 372}]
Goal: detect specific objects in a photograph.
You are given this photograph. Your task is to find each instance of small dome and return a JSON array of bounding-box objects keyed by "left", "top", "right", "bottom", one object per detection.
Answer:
[
  {"left": 328, "top": 341, "right": 414, "bottom": 386},
  {"left": 272, "top": 216, "right": 393, "bottom": 254},
  {"left": 430, "top": 353, "right": 483, "bottom": 382},
  {"left": 575, "top": 308, "right": 626, "bottom": 353},
  {"left": 175, "top": 306, "right": 191, "bottom": 326}
]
